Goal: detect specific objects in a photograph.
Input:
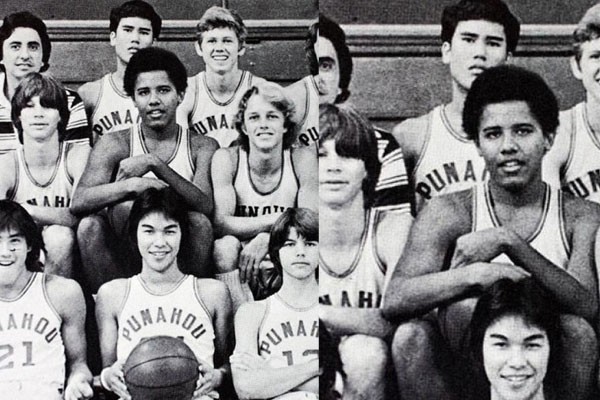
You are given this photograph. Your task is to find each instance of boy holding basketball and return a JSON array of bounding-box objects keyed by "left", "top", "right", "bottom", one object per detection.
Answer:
[{"left": 95, "top": 188, "right": 232, "bottom": 400}]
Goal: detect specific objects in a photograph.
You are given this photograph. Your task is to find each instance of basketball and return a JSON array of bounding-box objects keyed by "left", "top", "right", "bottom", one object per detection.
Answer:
[{"left": 124, "top": 336, "right": 199, "bottom": 400}]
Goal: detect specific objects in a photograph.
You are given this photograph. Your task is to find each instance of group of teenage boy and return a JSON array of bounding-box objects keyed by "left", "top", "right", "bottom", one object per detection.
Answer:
[
  {"left": 0, "top": 1, "right": 320, "bottom": 399},
  {"left": 318, "top": 0, "right": 600, "bottom": 400}
]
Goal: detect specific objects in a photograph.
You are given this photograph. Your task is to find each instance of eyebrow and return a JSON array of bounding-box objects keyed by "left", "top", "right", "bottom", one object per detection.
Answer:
[
  {"left": 459, "top": 31, "right": 505, "bottom": 42},
  {"left": 319, "top": 56, "right": 335, "bottom": 63},
  {"left": 489, "top": 333, "right": 546, "bottom": 341}
]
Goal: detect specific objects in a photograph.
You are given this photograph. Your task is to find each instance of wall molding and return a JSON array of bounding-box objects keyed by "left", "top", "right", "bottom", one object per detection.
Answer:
[
  {"left": 45, "top": 19, "right": 313, "bottom": 42},
  {"left": 343, "top": 24, "right": 576, "bottom": 57}
]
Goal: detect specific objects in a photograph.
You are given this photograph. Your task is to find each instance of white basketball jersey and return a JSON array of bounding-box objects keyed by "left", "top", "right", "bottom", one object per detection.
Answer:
[
  {"left": 129, "top": 123, "right": 195, "bottom": 181},
  {"left": 9, "top": 143, "right": 74, "bottom": 208},
  {"left": 0, "top": 273, "right": 65, "bottom": 400},
  {"left": 472, "top": 182, "right": 569, "bottom": 268},
  {"left": 413, "top": 105, "right": 487, "bottom": 212},
  {"left": 91, "top": 74, "right": 140, "bottom": 141},
  {"left": 233, "top": 148, "right": 298, "bottom": 217},
  {"left": 116, "top": 275, "right": 215, "bottom": 365},
  {"left": 319, "top": 210, "right": 386, "bottom": 309},
  {"left": 557, "top": 102, "right": 600, "bottom": 203},
  {"left": 294, "top": 76, "right": 319, "bottom": 149},
  {"left": 257, "top": 295, "right": 318, "bottom": 369},
  {"left": 187, "top": 71, "right": 265, "bottom": 147}
]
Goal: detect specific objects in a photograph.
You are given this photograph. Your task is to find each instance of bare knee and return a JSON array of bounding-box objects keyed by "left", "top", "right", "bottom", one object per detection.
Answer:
[
  {"left": 560, "top": 314, "right": 597, "bottom": 349},
  {"left": 340, "top": 334, "right": 388, "bottom": 377},
  {"left": 77, "top": 214, "right": 106, "bottom": 247},
  {"left": 43, "top": 225, "right": 76, "bottom": 256},
  {"left": 213, "top": 235, "right": 241, "bottom": 273},
  {"left": 392, "top": 319, "right": 436, "bottom": 361}
]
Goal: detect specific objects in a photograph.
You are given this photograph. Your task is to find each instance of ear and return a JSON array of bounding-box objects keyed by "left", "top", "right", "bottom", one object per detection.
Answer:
[
  {"left": 544, "top": 131, "right": 555, "bottom": 153},
  {"left": 177, "top": 91, "right": 185, "bottom": 105},
  {"left": 109, "top": 31, "right": 117, "bottom": 47},
  {"left": 506, "top": 51, "right": 512, "bottom": 63},
  {"left": 441, "top": 42, "right": 452, "bottom": 65},
  {"left": 194, "top": 41, "right": 203, "bottom": 57},
  {"left": 238, "top": 45, "right": 246, "bottom": 57},
  {"left": 570, "top": 56, "right": 583, "bottom": 81}
]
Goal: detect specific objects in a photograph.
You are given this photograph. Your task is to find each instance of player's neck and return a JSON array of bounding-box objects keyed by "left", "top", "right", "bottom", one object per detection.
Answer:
[
  {"left": 140, "top": 264, "right": 185, "bottom": 288},
  {"left": 3, "top": 73, "right": 22, "bottom": 101},
  {"left": 320, "top": 197, "right": 366, "bottom": 246},
  {"left": 141, "top": 120, "right": 179, "bottom": 142},
  {"left": 248, "top": 144, "right": 283, "bottom": 172},
  {"left": 112, "top": 62, "right": 127, "bottom": 87},
  {"left": 487, "top": 177, "right": 546, "bottom": 208},
  {"left": 446, "top": 85, "right": 468, "bottom": 137},
  {"left": 277, "top": 278, "right": 318, "bottom": 308},
  {"left": 23, "top": 136, "right": 60, "bottom": 167},
  {"left": 0, "top": 267, "right": 33, "bottom": 299},
  {"left": 205, "top": 68, "right": 243, "bottom": 94}
]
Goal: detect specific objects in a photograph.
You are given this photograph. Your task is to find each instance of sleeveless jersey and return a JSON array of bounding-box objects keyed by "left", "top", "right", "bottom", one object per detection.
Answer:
[
  {"left": 257, "top": 294, "right": 319, "bottom": 370},
  {"left": 319, "top": 210, "right": 386, "bottom": 309},
  {"left": 556, "top": 102, "right": 600, "bottom": 203},
  {"left": 116, "top": 275, "right": 215, "bottom": 365},
  {"left": 0, "top": 72, "right": 91, "bottom": 154},
  {"left": 233, "top": 148, "right": 298, "bottom": 217},
  {"left": 413, "top": 105, "right": 487, "bottom": 212},
  {"left": 186, "top": 71, "right": 265, "bottom": 148},
  {"left": 294, "top": 76, "right": 319, "bottom": 149},
  {"left": 129, "top": 123, "right": 195, "bottom": 181},
  {"left": 0, "top": 273, "right": 65, "bottom": 400},
  {"left": 472, "top": 181, "right": 570, "bottom": 268},
  {"left": 90, "top": 74, "right": 140, "bottom": 142},
  {"left": 9, "top": 143, "right": 74, "bottom": 208}
]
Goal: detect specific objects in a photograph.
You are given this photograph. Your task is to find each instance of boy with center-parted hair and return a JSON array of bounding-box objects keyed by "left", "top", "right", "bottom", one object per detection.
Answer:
[
  {"left": 0, "top": 200, "right": 93, "bottom": 400},
  {"left": 177, "top": 5, "right": 266, "bottom": 148},
  {"left": 72, "top": 47, "right": 217, "bottom": 295},
  {"left": 392, "top": 0, "right": 520, "bottom": 213},
  {"left": 384, "top": 65, "right": 600, "bottom": 400},
  {"left": 0, "top": 73, "right": 90, "bottom": 278},
  {"left": 543, "top": 3, "right": 600, "bottom": 203},
  {"left": 231, "top": 208, "right": 319, "bottom": 400},
  {"left": 0, "top": 11, "right": 90, "bottom": 153},
  {"left": 78, "top": 0, "right": 162, "bottom": 143}
]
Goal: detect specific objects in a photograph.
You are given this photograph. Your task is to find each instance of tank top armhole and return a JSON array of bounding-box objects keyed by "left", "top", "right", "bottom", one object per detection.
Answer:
[
  {"left": 289, "top": 149, "right": 301, "bottom": 190},
  {"left": 558, "top": 191, "right": 571, "bottom": 259},
  {"left": 62, "top": 142, "right": 75, "bottom": 185},
  {"left": 192, "top": 277, "right": 216, "bottom": 321},
  {"left": 116, "top": 279, "right": 132, "bottom": 320},
  {"left": 128, "top": 125, "right": 137, "bottom": 159},
  {"left": 190, "top": 74, "right": 201, "bottom": 122},
  {"left": 256, "top": 298, "right": 271, "bottom": 339},
  {"left": 411, "top": 108, "right": 434, "bottom": 182},
  {"left": 90, "top": 76, "right": 106, "bottom": 122},
  {"left": 232, "top": 147, "right": 241, "bottom": 183},
  {"left": 184, "top": 128, "right": 196, "bottom": 175},
  {"left": 41, "top": 274, "right": 63, "bottom": 324},
  {"left": 561, "top": 107, "right": 577, "bottom": 179},
  {"left": 470, "top": 185, "right": 478, "bottom": 232},
  {"left": 370, "top": 209, "right": 387, "bottom": 276},
  {"left": 7, "top": 150, "right": 19, "bottom": 201}
]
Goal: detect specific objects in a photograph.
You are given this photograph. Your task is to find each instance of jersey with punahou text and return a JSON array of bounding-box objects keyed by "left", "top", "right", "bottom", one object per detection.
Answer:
[
  {"left": 233, "top": 148, "right": 298, "bottom": 217},
  {"left": 90, "top": 74, "right": 140, "bottom": 143},
  {"left": 0, "top": 72, "right": 90, "bottom": 154},
  {"left": 553, "top": 102, "right": 600, "bottom": 203},
  {"left": 473, "top": 181, "right": 570, "bottom": 268},
  {"left": 319, "top": 210, "right": 386, "bottom": 308},
  {"left": 129, "top": 123, "right": 195, "bottom": 181},
  {"left": 413, "top": 105, "right": 487, "bottom": 212},
  {"left": 257, "top": 294, "right": 318, "bottom": 370},
  {"left": 185, "top": 71, "right": 265, "bottom": 148},
  {"left": 0, "top": 273, "right": 65, "bottom": 400},
  {"left": 8, "top": 142, "right": 75, "bottom": 208},
  {"left": 116, "top": 275, "right": 215, "bottom": 365},
  {"left": 294, "top": 76, "right": 319, "bottom": 149}
]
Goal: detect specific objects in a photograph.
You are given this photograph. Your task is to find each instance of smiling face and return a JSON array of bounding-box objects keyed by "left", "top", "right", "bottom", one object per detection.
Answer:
[
  {"left": 137, "top": 211, "right": 181, "bottom": 273},
  {"left": 110, "top": 17, "right": 154, "bottom": 65},
  {"left": 1, "top": 27, "right": 43, "bottom": 80},
  {"left": 0, "top": 227, "right": 29, "bottom": 271},
  {"left": 442, "top": 20, "right": 509, "bottom": 94},
  {"left": 278, "top": 227, "right": 318, "bottom": 281},
  {"left": 483, "top": 314, "right": 549, "bottom": 400},
  {"left": 133, "top": 70, "right": 183, "bottom": 133},
  {"left": 318, "top": 139, "right": 367, "bottom": 207},
  {"left": 476, "top": 100, "right": 552, "bottom": 191},
  {"left": 19, "top": 95, "right": 60, "bottom": 142},
  {"left": 242, "top": 93, "right": 286, "bottom": 150},
  {"left": 197, "top": 27, "right": 244, "bottom": 74},
  {"left": 572, "top": 37, "right": 600, "bottom": 104}
]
